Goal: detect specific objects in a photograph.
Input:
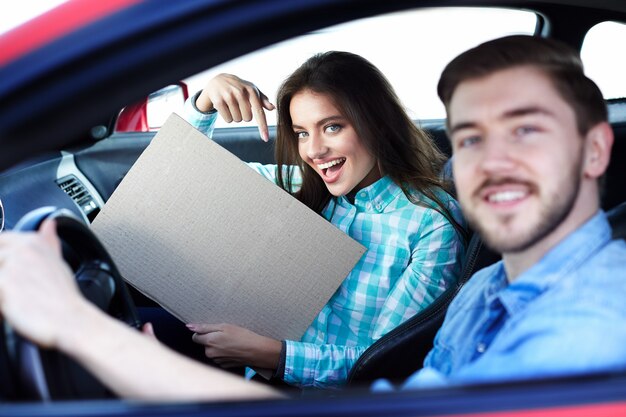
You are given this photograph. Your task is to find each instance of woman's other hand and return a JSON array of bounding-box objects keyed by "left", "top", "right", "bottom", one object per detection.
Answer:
[
  {"left": 188, "top": 322, "right": 281, "bottom": 370},
  {"left": 196, "top": 74, "right": 275, "bottom": 142}
]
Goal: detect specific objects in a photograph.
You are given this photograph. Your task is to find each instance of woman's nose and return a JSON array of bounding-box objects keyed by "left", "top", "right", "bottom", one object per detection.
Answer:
[{"left": 305, "top": 134, "right": 329, "bottom": 159}]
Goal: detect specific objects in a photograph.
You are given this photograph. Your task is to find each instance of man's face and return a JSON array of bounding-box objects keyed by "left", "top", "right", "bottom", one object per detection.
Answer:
[{"left": 449, "top": 66, "right": 586, "bottom": 253}]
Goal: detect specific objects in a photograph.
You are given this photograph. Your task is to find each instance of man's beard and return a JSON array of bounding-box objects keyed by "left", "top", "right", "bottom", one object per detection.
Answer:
[{"left": 462, "top": 155, "right": 583, "bottom": 254}]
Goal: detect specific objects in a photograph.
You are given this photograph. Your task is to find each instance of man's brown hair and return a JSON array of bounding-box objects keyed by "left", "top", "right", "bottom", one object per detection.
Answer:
[{"left": 437, "top": 35, "right": 607, "bottom": 135}]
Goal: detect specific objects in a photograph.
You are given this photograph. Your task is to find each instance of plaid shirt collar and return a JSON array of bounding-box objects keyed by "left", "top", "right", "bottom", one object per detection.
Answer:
[{"left": 336, "top": 175, "right": 402, "bottom": 213}]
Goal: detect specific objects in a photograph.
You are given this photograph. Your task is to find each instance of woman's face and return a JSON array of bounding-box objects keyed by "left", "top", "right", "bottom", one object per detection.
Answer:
[{"left": 290, "top": 89, "right": 381, "bottom": 197}]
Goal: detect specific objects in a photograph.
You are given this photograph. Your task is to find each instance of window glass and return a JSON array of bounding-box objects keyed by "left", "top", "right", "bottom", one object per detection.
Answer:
[
  {"left": 184, "top": 7, "right": 537, "bottom": 127},
  {"left": 582, "top": 21, "right": 626, "bottom": 99}
]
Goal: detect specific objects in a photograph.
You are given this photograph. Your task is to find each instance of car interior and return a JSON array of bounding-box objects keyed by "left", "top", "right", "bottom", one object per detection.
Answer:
[{"left": 2, "top": 0, "right": 626, "bottom": 413}]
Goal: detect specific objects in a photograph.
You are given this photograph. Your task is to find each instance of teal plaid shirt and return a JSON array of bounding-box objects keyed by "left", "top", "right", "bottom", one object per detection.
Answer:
[{"left": 182, "top": 99, "right": 466, "bottom": 388}]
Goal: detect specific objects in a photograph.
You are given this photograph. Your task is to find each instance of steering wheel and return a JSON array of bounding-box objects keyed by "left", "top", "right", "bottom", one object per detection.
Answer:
[{"left": 0, "top": 207, "right": 142, "bottom": 401}]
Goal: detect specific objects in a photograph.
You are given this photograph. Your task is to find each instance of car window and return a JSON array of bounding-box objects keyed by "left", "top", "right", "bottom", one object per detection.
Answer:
[
  {"left": 182, "top": 7, "right": 537, "bottom": 128},
  {"left": 581, "top": 21, "right": 626, "bottom": 100}
]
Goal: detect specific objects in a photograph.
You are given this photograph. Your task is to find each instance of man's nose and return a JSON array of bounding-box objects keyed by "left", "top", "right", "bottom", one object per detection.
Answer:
[{"left": 479, "top": 136, "right": 517, "bottom": 173}]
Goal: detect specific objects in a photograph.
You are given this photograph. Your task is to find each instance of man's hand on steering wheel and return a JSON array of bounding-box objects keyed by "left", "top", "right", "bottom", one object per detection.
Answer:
[{"left": 0, "top": 219, "right": 93, "bottom": 350}]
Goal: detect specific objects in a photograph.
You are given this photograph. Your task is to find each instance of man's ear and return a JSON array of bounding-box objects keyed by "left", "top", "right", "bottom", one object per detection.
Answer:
[{"left": 583, "top": 121, "right": 614, "bottom": 179}]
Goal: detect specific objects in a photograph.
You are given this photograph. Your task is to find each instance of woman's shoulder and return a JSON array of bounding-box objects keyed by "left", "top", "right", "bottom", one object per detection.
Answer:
[
  {"left": 406, "top": 186, "right": 462, "bottom": 216},
  {"left": 399, "top": 187, "right": 467, "bottom": 243}
]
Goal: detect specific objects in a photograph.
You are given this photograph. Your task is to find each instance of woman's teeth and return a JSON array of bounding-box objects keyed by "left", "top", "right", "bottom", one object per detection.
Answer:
[{"left": 318, "top": 158, "right": 346, "bottom": 170}]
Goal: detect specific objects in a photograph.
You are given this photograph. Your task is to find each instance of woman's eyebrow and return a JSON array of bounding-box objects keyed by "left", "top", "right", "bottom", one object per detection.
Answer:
[
  {"left": 315, "top": 115, "right": 345, "bottom": 126},
  {"left": 292, "top": 115, "right": 346, "bottom": 130}
]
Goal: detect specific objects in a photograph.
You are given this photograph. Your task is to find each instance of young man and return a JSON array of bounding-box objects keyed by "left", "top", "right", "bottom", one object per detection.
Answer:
[
  {"left": 0, "top": 35, "right": 625, "bottom": 400},
  {"left": 390, "top": 34, "right": 626, "bottom": 389}
]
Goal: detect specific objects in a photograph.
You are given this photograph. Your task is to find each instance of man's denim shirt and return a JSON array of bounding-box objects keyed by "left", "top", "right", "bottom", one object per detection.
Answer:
[{"left": 379, "top": 210, "right": 626, "bottom": 389}]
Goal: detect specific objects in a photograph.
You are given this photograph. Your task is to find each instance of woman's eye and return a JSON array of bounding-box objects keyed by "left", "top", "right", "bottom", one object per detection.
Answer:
[
  {"left": 295, "top": 131, "right": 308, "bottom": 139},
  {"left": 325, "top": 124, "right": 341, "bottom": 134}
]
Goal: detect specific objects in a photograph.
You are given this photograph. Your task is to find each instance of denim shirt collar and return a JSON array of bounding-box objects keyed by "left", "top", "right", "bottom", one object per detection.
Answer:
[
  {"left": 336, "top": 176, "right": 402, "bottom": 212},
  {"left": 491, "top": 210, "right": 612, "bottom": 315}
]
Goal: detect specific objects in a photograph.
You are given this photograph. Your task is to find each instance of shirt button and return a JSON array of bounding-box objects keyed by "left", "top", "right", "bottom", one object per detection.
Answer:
[
  {"left": 360, "top": 192, "right": 367, "bottom": 198},
  {"left": 476, "top": 343, "right": 486, "bottom": 353}
]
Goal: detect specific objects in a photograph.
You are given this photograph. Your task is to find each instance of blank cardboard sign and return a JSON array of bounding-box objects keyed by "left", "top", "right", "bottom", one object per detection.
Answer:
[{"left": 92, "top": 113, "right": 365, "bottom": 340}]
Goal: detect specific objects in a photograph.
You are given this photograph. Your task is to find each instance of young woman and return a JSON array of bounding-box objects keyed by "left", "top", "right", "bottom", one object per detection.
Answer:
[{"left": 183, "top": 51, "right": 466, "bottom": 389}]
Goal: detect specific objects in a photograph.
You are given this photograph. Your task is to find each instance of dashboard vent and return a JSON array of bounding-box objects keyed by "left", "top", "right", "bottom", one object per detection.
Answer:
[{"left": 56, "top": 175, "right": 100, "bottom": 221}]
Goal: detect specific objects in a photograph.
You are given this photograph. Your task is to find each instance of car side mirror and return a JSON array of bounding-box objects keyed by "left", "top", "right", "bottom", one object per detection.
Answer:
[{"left": 114, "top": 82, "right": 189, "bottom": 133}]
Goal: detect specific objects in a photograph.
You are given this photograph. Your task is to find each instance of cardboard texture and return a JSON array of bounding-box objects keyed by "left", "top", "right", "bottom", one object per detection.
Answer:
[{"left": 91, "top": 113, "right": 366, "bottom": 341}]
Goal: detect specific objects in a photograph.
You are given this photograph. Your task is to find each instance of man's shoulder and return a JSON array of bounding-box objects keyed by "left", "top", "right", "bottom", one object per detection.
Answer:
[
  {"left": 595, "top": 237, "right": 626, "bottom": 265},
  {"left": 448, "top": 262, "right": 503, "bottom": 309},
  {"left": 537, "top": 238, "right": 626, "bottom": 316},
  {"left": 465, "top": 261, "right": 502, "bottom": 286},
  {"left": 572, "top": 237, "right": 626, "bottom": 284}
]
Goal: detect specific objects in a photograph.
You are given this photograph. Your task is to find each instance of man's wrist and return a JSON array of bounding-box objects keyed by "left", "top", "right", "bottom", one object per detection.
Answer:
[{"left": 56, "top": 298, "right": 108, "bottom": 355}]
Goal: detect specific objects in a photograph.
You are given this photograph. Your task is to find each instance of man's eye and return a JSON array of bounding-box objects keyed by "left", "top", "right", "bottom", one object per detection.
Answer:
[
  {"left": 325, "top": 124, "right": 341, "bottom": 134},
  {"left": 458, "top": 136, "right": 481, "bottom": 148},
  {"left": 515, "top": 126, "right": 538, "bottom": 136}
]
